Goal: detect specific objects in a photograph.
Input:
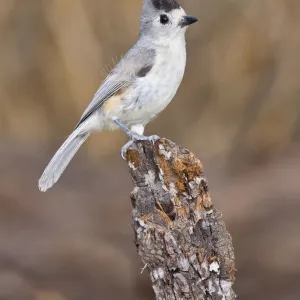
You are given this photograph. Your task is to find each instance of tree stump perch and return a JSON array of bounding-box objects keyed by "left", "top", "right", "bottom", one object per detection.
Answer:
[{"left": 126, "top": 138, "right": 236, "bottom": 300}]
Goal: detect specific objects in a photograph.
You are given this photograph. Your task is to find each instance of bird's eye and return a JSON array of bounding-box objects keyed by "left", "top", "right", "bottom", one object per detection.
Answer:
[{"left": 160, "top": 14, "right": 169, "bottom": 25}]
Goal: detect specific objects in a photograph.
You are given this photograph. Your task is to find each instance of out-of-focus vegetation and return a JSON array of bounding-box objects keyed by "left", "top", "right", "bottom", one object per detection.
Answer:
[{"left": 0, "top": 1, "right": 299, "bottom": 299}]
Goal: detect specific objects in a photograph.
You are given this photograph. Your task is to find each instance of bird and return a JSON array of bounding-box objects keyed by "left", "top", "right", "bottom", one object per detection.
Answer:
[{"left": 38, "top": 0, "right": 198, "bottom": 192}]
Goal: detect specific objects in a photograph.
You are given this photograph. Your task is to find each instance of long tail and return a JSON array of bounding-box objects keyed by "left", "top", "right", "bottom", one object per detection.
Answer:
[{"left": 38, "top": 129, "right": 90, "bottom": 192}]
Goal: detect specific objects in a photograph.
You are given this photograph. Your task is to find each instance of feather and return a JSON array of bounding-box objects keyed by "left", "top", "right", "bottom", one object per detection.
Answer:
[
  {"left": 38, "top": 129, "right": 90, "bottom": 192},
  {"left": 75, "top": 46, "right": 156, "bottom": 128}
]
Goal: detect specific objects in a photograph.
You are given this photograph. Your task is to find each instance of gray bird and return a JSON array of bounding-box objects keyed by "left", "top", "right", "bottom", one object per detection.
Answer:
[{"left": 38, "top": 0, "right": 198, "bottom": 192}]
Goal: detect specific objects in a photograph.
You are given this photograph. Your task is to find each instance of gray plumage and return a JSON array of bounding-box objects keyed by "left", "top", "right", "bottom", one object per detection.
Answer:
[
  {"left": 76, "top": 47, "right": 156, "bottom": 128},
  {"left": 38, "top": 0, "right": 197, "bottom": 192},
  {"left": 39, "top": 131, "right": 90, "bottom": 192}
]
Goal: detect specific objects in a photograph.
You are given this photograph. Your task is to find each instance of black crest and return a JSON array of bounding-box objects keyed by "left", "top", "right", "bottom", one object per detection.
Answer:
[{"left": 151, "top": 0, "right": 180, "bottom": 12}]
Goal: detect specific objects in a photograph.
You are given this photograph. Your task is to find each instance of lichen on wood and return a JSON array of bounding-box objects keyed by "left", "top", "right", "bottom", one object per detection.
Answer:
[{"left": 125, "top": 138, "right": 236, "bottom": 300}]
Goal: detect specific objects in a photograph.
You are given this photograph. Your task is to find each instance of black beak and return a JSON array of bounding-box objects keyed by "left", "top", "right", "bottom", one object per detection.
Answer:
[{"left": 180, "top": 15, "right": 198, "bottom": 27}]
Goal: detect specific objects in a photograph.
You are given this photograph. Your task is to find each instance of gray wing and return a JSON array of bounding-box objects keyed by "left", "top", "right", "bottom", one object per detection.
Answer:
[{"left": 75, "top": 46, "right": 156, "bottom": 128}]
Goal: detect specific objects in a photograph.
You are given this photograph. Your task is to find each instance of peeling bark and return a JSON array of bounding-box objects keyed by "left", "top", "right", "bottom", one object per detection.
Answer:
[{"left": 126, "top": 138, "right": 236, "bottom": 300}]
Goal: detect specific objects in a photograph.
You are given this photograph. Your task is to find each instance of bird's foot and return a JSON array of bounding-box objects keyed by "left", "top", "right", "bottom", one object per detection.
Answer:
[
  {"left": 121, "top": 140, "right": 134, "bottom": 160},
  {"left": 129, "top": 133, "right": 160, "bottom": 143},
  {"left": 120, "top": 135, "right": 160, "bottom": 160}
]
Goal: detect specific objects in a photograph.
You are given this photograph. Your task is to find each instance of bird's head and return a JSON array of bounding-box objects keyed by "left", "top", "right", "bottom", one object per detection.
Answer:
[{"left": 140, "top": 0, "right": 198, "bottom": 41}]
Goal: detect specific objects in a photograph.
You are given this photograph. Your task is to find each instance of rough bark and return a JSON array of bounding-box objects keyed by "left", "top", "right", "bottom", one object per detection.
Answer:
[{"left": 125, "top": 138, "right": 236, "bottom": 300}]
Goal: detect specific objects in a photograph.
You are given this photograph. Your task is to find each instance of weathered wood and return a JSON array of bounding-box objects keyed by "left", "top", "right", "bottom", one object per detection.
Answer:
[{"left": 126, "top": 138, "right": 236, "bottom": 300}]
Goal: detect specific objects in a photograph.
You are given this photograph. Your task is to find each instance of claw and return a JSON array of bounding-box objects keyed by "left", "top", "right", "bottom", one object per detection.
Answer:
[
  {"left": 130, "top": 133, "right": 160, "bottom": 143},
  {"left": 120, "top": 135, "right": 160, "bottom": 161},
  {"left": 121, "top": 140, "right": 133, "bottom": 160},
  {"left": 147, "top": 135, "right": 160, "bottom": 143}
]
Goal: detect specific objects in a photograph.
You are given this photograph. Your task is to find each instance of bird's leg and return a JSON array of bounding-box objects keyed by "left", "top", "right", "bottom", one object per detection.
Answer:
[
  {"left": 113, "top": 119, "right": 134, "bottom": 138},
  {"left": 113, "top": 119, "right": 160, "bottom": 160},
  {"left": 113, "top": 119, "right": 160, "bottom": 141}
]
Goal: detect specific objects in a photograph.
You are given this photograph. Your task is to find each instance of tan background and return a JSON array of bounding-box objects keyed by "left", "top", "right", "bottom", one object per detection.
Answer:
[{"left": 0, "top": 0, "right": 299, "bottom": 299}]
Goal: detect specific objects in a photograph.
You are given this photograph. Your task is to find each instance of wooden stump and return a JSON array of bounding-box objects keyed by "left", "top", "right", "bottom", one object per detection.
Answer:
[{"left": 126, "top": 138, "right": 236, "bottom": 300}]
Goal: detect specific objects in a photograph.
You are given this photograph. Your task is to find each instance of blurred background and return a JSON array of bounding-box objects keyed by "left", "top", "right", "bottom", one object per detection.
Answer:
[{"left": 0, "top": 0, "right": 299, "bottom": 299}]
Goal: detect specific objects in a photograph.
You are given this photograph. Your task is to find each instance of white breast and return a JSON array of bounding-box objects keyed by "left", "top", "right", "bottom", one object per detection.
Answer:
[{"left": 123, "top": 38, "right": 186, "bottom": 125}]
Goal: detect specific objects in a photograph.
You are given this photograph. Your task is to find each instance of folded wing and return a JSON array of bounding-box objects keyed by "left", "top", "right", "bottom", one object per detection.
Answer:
[{"left": 75, "top": 46, "right": 156, "bottom": 128}]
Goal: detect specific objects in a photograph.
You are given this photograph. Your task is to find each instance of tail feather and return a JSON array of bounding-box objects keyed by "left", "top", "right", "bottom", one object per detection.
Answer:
[{"left": 38, "top": 131, "right": 90, "bottom": 192}]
